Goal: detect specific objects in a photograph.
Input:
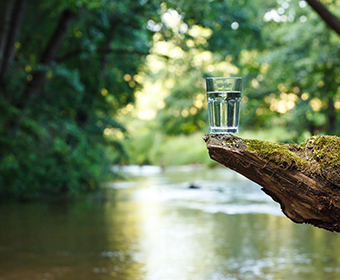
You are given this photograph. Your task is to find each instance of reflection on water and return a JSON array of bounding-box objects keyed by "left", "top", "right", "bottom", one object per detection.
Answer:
[{"left": 1, "top": 166, "right": 340, "bottom": 280}]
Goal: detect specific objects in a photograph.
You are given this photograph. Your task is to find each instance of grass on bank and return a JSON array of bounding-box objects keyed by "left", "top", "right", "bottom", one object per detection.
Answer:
[{"left": 121, "top": 120, "right": 299, "bottom": 167}]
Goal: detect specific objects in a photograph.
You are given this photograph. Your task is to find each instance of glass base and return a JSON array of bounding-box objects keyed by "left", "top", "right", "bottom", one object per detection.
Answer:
[{"left": 209, "top": 126, "right": 238, "bottom": 134}]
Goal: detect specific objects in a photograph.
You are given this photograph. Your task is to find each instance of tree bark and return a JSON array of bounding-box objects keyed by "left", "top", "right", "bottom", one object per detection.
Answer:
[
  {"left": 204, "top": 133, "right": 340, "bottom": 232},
  {"left": 0, "top": 0, "right": 28, "bottom": 84},
  {"left": 306, "top": 0, "right": 340, "bottom": 37},
  {"left": 0, "top": 0, "right": 15, "bottom": 76}
]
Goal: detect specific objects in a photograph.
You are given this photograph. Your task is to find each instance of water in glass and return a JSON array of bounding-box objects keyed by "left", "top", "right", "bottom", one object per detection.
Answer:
[{"left": 207, "top": 90, "right": 241, "bottom": 133}]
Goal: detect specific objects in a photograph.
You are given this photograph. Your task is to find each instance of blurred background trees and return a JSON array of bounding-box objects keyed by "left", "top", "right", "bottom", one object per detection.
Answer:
[
  {"left": 0, "top": 0, "right": 160, "bottom": 200},
  {"left": 0, "top": 0, "right": 339, "bottom": 200}
]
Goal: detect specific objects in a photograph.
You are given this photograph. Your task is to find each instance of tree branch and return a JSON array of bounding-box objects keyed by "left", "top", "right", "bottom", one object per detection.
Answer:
[
  {"left": 22, "top": 9, "right": 76, "bottom": 104},
  {"left": 204, "top": 134, "right": 340, "bottom": 232},
  {"left": 306, "top": 0, "right": 340, "bottom": 37},
  {"left": 0, "top": 0, "right": 28, "bottom": 84},
  {"left": 11, "top": 9, "right": 76, "bottom": 137}
]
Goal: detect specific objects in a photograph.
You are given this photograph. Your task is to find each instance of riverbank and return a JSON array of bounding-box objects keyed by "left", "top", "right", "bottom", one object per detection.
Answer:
[{"left": 121, "top": 127, "right": 299, "bottom": 167}]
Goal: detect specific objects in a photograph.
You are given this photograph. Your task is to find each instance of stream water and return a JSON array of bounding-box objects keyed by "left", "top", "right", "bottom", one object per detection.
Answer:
[{"left": 1, "top": 166, "right": 340, "bottom": 280}]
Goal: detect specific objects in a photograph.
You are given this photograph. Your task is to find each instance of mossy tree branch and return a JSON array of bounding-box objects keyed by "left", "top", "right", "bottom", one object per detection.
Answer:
[{"left": 204, "top": 134, "right": 340, "bottom": 232}]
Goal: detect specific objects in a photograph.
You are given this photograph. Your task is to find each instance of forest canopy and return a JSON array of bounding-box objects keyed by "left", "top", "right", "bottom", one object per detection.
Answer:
[{"left": 0, "top": 0, "right": 340, "bottom": 200}]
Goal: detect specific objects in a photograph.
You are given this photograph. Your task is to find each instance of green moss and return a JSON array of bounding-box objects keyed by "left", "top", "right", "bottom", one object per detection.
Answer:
[
  {"left": 243, "top": 139, "right": 309, "bottom": 169},
  {"left": 208, "top": 134, "right": 340, "bottom": 185},
  {"left": 239, "top": 135, "right": 340, "bottom": 186},
  {"left": 300, "top": 135, "right": 340, "bottom": 167},
  {"left": 300, "top": 135, "right": 340, "bottom": 185}
]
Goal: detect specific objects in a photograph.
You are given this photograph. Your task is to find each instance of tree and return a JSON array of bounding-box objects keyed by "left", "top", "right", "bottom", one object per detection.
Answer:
[
  {"left": 0, "top": 0, "right": 161, "bottom": 200},
  {"left": 240, "top": 0, "right": 340, "bottom": 140},
  {"left": 2, "top": 0, "right": 340, "bottom": 200},
  {"left": 142, "top": 0, "right": 269, "bottom": 135},
  {"left": 140, "top": 0, "right": 340, "bottom": 142}
]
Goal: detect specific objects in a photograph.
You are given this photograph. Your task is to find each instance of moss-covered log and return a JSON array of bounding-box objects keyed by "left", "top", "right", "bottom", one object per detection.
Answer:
[{"left": 204, "top": 134, "right": 340, "bottom": 232}]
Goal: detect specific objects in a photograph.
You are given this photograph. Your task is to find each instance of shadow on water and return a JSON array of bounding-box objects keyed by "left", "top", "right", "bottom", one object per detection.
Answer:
[{"left": 1, "top": 166, "right": 340, "bottom": 280}]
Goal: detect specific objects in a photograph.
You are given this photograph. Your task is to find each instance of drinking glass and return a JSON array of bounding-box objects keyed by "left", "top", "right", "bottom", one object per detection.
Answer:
[{"left": 206, "top": 77, "right": 242, "bottom": 134}]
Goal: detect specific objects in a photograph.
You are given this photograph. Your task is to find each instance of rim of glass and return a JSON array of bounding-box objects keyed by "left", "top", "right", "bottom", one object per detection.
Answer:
[{"left": 206, "top": 77, "right": 242, "bottom": 80}]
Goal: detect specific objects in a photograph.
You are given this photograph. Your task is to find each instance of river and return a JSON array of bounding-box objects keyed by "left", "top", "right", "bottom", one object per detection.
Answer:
[{"left": 1, "top": 166, "right": 340, "bottom": 280}]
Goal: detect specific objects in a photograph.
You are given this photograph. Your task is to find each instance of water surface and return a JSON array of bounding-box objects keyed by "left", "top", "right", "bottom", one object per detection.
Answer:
[{"left": 1, "top": 166, "right": 340, "bottom": 280}]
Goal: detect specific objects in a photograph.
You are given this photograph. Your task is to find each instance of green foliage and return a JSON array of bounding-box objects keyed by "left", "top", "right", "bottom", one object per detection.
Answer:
[
  {"left": 239, "top": 1, "right": 340, "bottom": 139},
  {"left": 2, "top": 0, "right": 340, "bottom": 201},
  {"left": 120, "top": 0, "right": 340, "bottom": 167},
  {"left": 0, "top": 0, "right": 161, "bottom": 200},
  {"left": 144, "top": 0, "right": 340, "bottom": 141},
  {"left": 0, "top": 98, "right": 119, "bottom": 201},
  {"left": 144, "top": 0, "right": 270, "bottom": 136},
  {"left": 123, "top": 129, "right": 213, "bottom": 167}
]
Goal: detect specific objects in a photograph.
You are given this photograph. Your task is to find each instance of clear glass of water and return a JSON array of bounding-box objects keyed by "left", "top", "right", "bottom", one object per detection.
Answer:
[{"left": 206, "top": 77, "right": 242, "bottom": 134}]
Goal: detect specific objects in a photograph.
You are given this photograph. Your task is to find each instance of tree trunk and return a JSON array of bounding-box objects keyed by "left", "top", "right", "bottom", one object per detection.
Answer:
[
  {"left": 22, "top": 9, "right": 76, "bottom": 105},
  {"left": 0, "top": 0, "right": 15, "bottom": 77},
  {"left": 0, "top": 0, "right": 28, "bottom": 84},
  {"left": 10, "top": 9, "right": 75, "bottom": 137},
  {"left": 204, "top": 133, "right": 340, "bottom": 232}
]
